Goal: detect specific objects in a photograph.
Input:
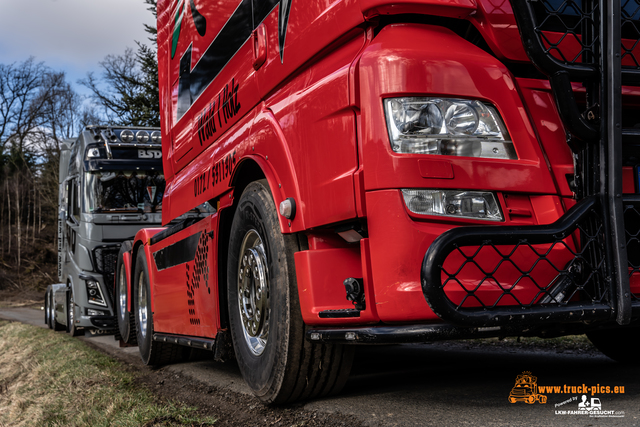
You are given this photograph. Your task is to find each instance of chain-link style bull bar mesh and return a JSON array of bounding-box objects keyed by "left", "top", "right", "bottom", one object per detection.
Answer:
[
  {"left": 420, "top": 1, "right": 640, "bottom": 327},
  {"left": 422, "top": 197, "right": 640, "bottom": 327}
]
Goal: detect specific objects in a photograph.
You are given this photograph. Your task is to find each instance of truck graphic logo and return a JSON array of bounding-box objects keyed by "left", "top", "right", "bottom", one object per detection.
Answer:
[
  {"left": 578, "top": 395, "right": 602, "bottom": 411},
  {"left": 174, "top": 0, "right": 294, "bottom": 119},
  {"left": 508, "top": 372, "right": 547, "bottom": 404}
]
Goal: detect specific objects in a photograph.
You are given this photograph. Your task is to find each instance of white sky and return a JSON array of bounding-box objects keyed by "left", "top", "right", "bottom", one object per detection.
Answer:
[{"left": 0, "top": 0, "right": 154, "bottom": 91}]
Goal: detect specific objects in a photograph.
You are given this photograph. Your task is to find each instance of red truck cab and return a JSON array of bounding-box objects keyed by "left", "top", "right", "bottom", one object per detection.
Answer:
[{"left": 115, "top": 0, "right": 640, "bottom": 403}]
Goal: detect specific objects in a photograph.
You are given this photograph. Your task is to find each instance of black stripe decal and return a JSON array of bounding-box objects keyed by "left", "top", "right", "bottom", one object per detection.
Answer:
[
  {"left": 153, "top": 231, "right": 202, "bottom": 271},
  {"left": 176, "top": 0, "right": 292, "bottom": 120},
  {"left": 189, "top": 0, "right": 207, "bottom": 36}
]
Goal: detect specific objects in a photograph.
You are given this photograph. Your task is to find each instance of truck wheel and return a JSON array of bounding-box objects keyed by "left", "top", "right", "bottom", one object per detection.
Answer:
[
  {"left": 227, "top": 180, "right": 354, "bottom": 404},
  {"left": 44, "top": 289, "right": 51, "bottom": 327},
  {"left": 67, "top": 292, "right": 83, "bottom": 337},
  {"left": 134, "top": 248, "right": 186, "bottom": 365},
  {"left": 52, "top": 292, "right": 65, "bottom": 332},
  {"left": 587, "top": 328, "right": 640, "bottom": 364},
  {"left": 116, "top": 240, "right": 137, "bottom": 344}
]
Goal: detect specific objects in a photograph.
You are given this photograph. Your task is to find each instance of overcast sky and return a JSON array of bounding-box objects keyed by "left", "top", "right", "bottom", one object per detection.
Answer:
[{"left": 0, "top": 0, "right": 154, "bottom": 92}]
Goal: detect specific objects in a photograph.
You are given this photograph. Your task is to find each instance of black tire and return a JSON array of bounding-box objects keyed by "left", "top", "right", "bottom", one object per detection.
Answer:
[
  {"left": 116, "top": 240, "right": 137, "bottom": 344},
  {"left": 44, "top": 289, "right": 51, "bottom": 327},
  {"left": 134, "top": 248, "right": 187, "bottom": 365},
  {"left": 47, "top": 291, "right": 55, "bottom": 330},
  {"left": 587, "top": 328, "right": 640, "bottom": 363},
  {"left": 52, "top": 291, "right": 65, "bottom": 332},
  {"left": 227, "top": 180, "right": 354, "bottom": 404},
  {"left": 67, "top": 291, "right": 83, "bottom": 337}
]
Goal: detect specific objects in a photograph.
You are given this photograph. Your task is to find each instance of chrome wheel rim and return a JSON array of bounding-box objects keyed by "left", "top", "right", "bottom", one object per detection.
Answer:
[
  {"left": 237, "top": 229, "right": 270, "bottom": 356},
  {"left": 118, "top": 265, "right": 127, "bottom": 322},
  {"left": 137, "top": 272, "right": 148, "bottom": 339},
  {"left": 49, "top": 293, "right": 54, "bottom": 325},
  {"left": 69, "top": 295, "right": 74, "bottom": 326}
]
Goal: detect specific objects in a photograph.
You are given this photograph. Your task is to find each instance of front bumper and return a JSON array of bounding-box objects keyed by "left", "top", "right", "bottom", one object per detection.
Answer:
[{"left": 88, "top": 315, "right": 116, "bottom": 329}]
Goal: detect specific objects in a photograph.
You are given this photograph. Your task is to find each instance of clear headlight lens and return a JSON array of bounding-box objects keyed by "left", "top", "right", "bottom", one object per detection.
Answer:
[
  {"left": 150, "top": 131, "right": 162, "bottom": 143},
  {"left": 402, "top": 189, "right": 503, "bottom": 221},
  {"left": 384, "top": 97, "right": 517, "bottom": 159},
  {"left": 136, "top": 130, "right": 150, "bottom": 143},
  {"left": 86, "top": 148, "right": 101, "bottom": 159},
  {"left": 120, "top": 130, "right": 134, "bottom": 143},
  {"left": 85, "top": 280, "right": 107, "bottom": 306}
]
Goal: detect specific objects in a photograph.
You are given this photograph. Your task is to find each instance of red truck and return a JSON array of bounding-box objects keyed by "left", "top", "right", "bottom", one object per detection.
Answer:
[{"left": 114, "top": 0, "right": 640, "bottom": 403}]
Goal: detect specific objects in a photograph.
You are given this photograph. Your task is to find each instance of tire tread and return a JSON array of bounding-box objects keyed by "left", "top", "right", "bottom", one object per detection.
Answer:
[{"left": 229, "top": 181, "right": 352, "bottom": 405}]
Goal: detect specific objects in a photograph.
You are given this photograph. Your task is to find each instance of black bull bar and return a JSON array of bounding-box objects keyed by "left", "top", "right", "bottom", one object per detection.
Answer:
[
  {"left": 421, "top": 196, "right": 640, "bottom": 327},
  {"left": 419, "top": 0, "right": 640, "bottom": 328}
]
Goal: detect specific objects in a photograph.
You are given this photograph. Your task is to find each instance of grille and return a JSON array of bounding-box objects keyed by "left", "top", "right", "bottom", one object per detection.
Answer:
[
  {"left": 532, "top": 0, "right": 600, "bottom": 66},
  {"left": 621, "top": 0, "right": 640, "bottom": 68},
  {"left": 94, "top": 245, "right": 120, "bottom": 302},
  {"left": 522, "top": 0, "right": 640, "bottom": 70}
]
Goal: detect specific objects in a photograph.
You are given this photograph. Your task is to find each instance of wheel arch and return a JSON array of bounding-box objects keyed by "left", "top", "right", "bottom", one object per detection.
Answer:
[
  {"left": 234, "top": 110, "right": 307, "bottom": 234},
  {"left": 220, "top": 158, "right": 268, "bottom": 330},
  {"left": 223, "top": 157, "right": 312, "bottom": 329}
]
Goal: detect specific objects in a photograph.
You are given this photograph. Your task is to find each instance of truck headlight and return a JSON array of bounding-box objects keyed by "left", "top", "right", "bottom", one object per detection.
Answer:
[
  {"left": 402, "top": 189, "right": 503, "bottom": 221},
  {"left": 85, "top": 280, "right": 107, "bottom": 306},
  {"left": 384, "top": 97, "right": 516, "bottom": 159},
  {"left": 120, "top": 130, "right": 134, "bottom": 143}
]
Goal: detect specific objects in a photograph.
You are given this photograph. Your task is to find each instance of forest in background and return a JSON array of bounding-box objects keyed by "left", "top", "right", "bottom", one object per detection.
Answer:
[{"left": 0, "top": 0, "right": 158, "bottom": 293}]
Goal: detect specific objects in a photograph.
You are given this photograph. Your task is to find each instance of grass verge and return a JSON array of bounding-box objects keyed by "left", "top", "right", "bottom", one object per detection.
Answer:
[{"left": 0, "top": 320, "right": 216, "bottom": 427}]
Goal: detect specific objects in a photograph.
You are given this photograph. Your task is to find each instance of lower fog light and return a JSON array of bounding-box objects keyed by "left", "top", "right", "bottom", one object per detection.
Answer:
[
  {"left": 402, "top": 189, "right": 503, "bottom": 221},
  {"left": 87, "top": 308, "right": 105, "bottom": 316}
]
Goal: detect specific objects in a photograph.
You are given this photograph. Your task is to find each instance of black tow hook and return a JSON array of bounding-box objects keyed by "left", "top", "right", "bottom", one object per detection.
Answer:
[{"left": 344, "top": 277, "right": 365, "bottom": 311}]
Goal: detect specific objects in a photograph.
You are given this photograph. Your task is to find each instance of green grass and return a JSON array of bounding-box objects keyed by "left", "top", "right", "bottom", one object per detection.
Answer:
[{"left": 0, "top": 321, "right": 216, "bottom": 427}]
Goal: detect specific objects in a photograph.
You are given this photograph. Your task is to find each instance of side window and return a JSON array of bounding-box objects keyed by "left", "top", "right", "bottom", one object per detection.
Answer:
[
  {"left": 67, "top": 178, "right": 80, "bottom": 222},
  {"left": 66, "top": 181, "right": 72, "bottom": 221},
  {"left": 72, "top": 180, "right": 81, "bottom": 221}
]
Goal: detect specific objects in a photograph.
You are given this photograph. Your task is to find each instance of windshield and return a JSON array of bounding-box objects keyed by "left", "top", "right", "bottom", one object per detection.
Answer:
[{"left": 84, "top": 171, "right": 165, "bottom": 213}]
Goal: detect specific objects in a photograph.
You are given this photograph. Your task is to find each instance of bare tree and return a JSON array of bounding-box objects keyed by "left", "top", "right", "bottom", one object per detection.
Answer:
[
  {"left": 6, "top": 179, "right": 10, "bottom": 254},
  {"left": 0, "top": 59, "right": 68, "bottom": 157},
  {"left": 14, "top": 176, "right": 20, "bottom": 267},
  {"left": 0, "top": 58, "right": 86, "bottom": 287}
]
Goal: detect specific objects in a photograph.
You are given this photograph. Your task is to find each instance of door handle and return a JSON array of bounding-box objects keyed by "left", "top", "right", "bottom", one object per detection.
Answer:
[{"left": 252, "top": 23, "right": 267, "bottom": 70}]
